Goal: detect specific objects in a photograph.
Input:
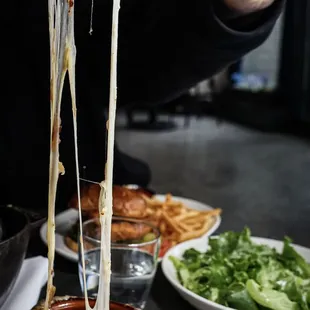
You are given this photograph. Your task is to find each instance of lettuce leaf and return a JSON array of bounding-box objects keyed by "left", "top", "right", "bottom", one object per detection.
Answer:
[
  {"left": 282, "top": 238, "right": 310, "bottom": 278},
  {"left": 246, "top": 279, "right": 300, "bottom": 310}
]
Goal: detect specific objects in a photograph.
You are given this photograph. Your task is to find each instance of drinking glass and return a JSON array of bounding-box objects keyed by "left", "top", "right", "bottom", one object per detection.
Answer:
[{"left": 78, "top": 217, "right": 160, "bottom": 309}]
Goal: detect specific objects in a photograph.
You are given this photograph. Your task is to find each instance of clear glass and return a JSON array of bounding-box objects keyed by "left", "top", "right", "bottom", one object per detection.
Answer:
[{"left": 78, "top": 217, "right": 160, "bottom": 310}]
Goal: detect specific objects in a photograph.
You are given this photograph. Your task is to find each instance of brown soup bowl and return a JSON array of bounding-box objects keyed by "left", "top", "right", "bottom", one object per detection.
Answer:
[{"left": 32, "top": 296, "right": 138, "bottom": 310}]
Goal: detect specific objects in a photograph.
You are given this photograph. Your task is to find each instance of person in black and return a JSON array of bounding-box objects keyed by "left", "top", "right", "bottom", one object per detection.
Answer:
[{"left": 1, "top": 0, "right": 284, "bottom": 211}]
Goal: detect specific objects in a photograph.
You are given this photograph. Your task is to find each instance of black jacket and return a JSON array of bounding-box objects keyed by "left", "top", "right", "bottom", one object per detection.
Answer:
[{"left": 1, "top": 0, "right": 283, "bottom": 209}]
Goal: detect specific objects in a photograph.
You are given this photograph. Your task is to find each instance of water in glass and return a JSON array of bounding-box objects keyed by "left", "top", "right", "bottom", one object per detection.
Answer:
[{"left": 79, "top": 247, "right": 156, "bottom": 309}]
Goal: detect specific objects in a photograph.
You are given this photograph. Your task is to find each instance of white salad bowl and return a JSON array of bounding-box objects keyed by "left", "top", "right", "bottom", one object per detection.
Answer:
[{"left": 162, "top": 236, "right": 310, "bottom": 310}]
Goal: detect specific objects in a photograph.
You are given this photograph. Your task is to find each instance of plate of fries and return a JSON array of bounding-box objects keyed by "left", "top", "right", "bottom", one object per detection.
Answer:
[
  {"left": 40, "top": 194, "right": 221, "bottom": 262},
  {"left": 142, "top": 194, "right": 222, "bottom": 258}
]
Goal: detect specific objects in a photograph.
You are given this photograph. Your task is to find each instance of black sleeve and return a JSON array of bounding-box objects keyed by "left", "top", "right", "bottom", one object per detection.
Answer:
[
  {"left": 180, "top": 0, "right": 284, "bottom": 80},
  {"left": 121, "top": 0, "right": 284, "bottom": 106},
  {"left": 212, "top": 0, "right": 285, "bottom": 36}
]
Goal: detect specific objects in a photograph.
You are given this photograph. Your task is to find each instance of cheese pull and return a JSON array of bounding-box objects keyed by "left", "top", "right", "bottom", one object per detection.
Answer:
[{"left": 45, "top": 0, "right": 121, "bottom": 308}]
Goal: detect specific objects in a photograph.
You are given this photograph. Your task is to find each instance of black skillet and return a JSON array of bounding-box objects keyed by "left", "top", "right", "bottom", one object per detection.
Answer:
[{"left": 0, "top": 205, "right": 45, "bottom": 308}]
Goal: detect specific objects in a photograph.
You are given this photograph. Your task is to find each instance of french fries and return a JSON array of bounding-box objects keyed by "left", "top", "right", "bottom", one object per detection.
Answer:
[{"left": 142, "top": 194, "right": 222, "bottom": 249}]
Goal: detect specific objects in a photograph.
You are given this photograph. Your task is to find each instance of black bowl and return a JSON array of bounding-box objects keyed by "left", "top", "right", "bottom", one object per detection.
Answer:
[
  {"left": 0, "top": 206, "right": 45, "bottom": 307},
  {"left": 33, "top": 296, "right": 138, "bottom": 310}
]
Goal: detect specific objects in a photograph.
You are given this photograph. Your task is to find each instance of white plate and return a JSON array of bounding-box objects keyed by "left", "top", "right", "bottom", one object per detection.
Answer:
[
  {"left": 40, "top": 195, "right": 221, "bottom": 262},
  {"left": 162, "top": 237, "right": 310, "bottom": 310},
  {"left": 40, "top": 208, "right": 79, "bottom": 262}
]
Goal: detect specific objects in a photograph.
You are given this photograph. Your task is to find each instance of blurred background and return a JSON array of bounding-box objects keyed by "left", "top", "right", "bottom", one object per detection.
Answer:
[
  {"left": 115, "top": 0, "right": 310, "bottom": 246},
  {"left": 2, "top": 0, "right": 309, "bottom": 246}
]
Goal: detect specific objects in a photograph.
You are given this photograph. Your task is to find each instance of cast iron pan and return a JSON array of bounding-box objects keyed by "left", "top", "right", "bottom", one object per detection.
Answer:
[{"left": 0, "top": 205, "right": 45, "bottom": 308}]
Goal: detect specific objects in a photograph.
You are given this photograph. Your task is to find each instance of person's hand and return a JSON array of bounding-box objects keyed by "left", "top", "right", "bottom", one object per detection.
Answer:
[{"left": 224, "top": 0, "right": 275, "bottom": 14}]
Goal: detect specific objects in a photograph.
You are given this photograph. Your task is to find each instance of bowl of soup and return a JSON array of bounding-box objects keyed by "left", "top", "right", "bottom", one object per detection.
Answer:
[{"left": 32, "top": 296, "right": 137, "bottom": 310}]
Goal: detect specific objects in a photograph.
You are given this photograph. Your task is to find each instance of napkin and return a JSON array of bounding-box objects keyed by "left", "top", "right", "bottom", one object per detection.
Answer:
[{"left": 1, "top": 256, "right": 48, "bottom": 310}]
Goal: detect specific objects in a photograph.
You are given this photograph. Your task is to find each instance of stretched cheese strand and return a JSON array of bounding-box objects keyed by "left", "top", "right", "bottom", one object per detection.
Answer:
[
  {"left": 45, "top": 0, "right": 65, "bottom": 308},
  {"left": 66, "top": 2, "right": 92, "bottom": 308},
  {"left": 95, "top": 0, "right": 121, "bottom": 309},
  {"left": 77, "top": 1, "right": 121, "bottom": 309},
  {"left": 45, "top": 0, "right": 82, "bottom": 309},
  {"left": 89, "top": 0, "right": 95, "bottom": 34}
]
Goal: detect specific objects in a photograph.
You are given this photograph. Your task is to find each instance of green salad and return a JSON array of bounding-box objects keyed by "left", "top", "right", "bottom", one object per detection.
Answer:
[{"left": 169, "top": 228, "right": 310, "bottom": 310}]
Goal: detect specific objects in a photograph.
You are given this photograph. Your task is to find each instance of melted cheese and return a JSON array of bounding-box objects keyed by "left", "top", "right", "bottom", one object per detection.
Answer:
[
  {"left": 45, "top": 0, "right": 81, "bottom": 309},
  {"left": 46, "top": 0, "right": 121, "bottom": 309},
  {"left": 66, "top": 3, "right": 92, "bottom": 309},
  {"left": 95, "top": 1, "right": 121, "bottom": 308},
  {"left": 89, "top": 0, "right": 95, "bottom": 35},
  {"left": 45, "top": 0, "right": 65, "bottom": 308}
]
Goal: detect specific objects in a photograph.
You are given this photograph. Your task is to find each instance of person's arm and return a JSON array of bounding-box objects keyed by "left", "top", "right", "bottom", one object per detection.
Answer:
[
  {"left": 224, "top": 0, "right": 276, "bottom": 14},
  {"left": 174, "top": 0, "right": 284, "bottom": 84},
  {"left": 119, "top": 0, "right": 284, "bottom": 106},
  {"left": 213, "top": 0, "right": 283, "bottom": 31}
]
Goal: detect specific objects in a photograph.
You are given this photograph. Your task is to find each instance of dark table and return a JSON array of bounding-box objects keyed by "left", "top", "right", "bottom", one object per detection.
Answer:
[{"left": 27, "top": 208, "right": 310, "bottom": 310}]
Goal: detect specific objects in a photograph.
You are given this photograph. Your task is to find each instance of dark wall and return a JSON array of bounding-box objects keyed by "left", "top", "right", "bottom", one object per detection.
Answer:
[{"left": 279, "top": 0, "right": 310, "bottom": 122}]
